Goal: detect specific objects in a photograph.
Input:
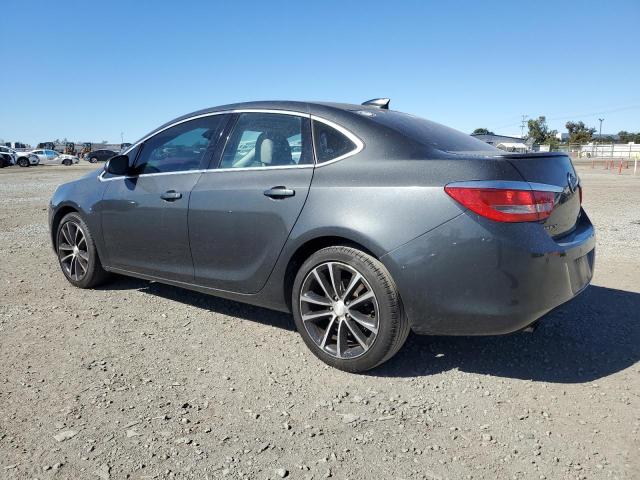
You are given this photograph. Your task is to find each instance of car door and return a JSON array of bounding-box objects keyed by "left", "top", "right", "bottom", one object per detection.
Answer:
[
  {"left": 31, "top": 150, "right": 46, "bottom": 163},
  {"left": 100, "top": 114, "right": 229, "bottom": 281},
  {"left": 45, "top": 150, "right": 59, "bottom": 164},
  {"left": 189, "top": 111, "right": 314, "bottom": 293}
]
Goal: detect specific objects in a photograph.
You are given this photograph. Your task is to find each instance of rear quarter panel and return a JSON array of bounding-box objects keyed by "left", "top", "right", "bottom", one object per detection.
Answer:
[{"left": 260, "top": 138, "right": 527, "bottom": 310}]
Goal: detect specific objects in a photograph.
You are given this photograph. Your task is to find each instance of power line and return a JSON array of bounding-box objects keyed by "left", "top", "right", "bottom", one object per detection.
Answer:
[{"left": 493, "top": 104, "right": 640, "bottom": 130}]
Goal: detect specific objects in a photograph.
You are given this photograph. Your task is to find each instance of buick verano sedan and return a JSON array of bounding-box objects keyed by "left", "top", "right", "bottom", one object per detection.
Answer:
[{"left": 49, "top": 100, "right": 595, "bottom": 372}]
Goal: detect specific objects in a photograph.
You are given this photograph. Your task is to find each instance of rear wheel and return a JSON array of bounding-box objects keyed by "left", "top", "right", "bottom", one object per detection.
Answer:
[
  {"left": 18, "top": 157, "right": 29, "bottom": 167},
  {"left": 56, "top": 213, "right": 111, "bottom": 288},
  {"left": 292, "top": 246, "right": 409, "bottom": 372},
  {"left": 62, "top": 159, "right": 72, "bottom": 166},
  {"left": 89, "top": 156, "right": 98, "bottom": 163}
]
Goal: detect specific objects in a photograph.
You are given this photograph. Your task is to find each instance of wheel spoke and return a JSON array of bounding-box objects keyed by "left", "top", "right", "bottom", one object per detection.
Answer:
[
  {"left": 58, "top": 242, "right": 74, "bottom": 251},
  {"left": 336, "top": 320, "right": 347, "bottom": 358},
  {"left": 313, "top": 269, "right": 334, "bottom": 300},
  {"left": 319, "top": 315, "right": 337, "bottom": 349},
  {"left": 348, "top": 310, "right": 378, "bottom": 333},
  {"left": 347, "top": 290, "right": 374, "bottom": 308},
  {"left": 60, "top": 253, "right": 74, "bottom": 263},
  {"left": 61, "top": 224, "right": 72, "bottom": 245},
  {"left": 344, "top": 317, "right": 369, "bottom": 350},
  {"left": 300, "top": 291, "right": 332, "bottom": 306},
  {"left": 327, "top": 263, "right": 340, "bottom": 298},
  {"left": 71, "top": 256, "right": 78, "bottom": 279},
  {"left": 76, "top": 256, "right": 88, "bottom": 272},
  {"left": 77, "top": 235, "right": 86, "bottom": 247},
  {"left": 342, "top": 272, "right": 362, "bottom": 301},
  {"left": 301, "top": 310, "right": 333, "bottom": 322},
  {"left": 77, "top": 251, "right": 89, "bottom": 262}
]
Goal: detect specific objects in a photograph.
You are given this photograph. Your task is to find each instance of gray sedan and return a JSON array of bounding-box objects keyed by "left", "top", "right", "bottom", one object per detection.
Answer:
[{"left": 48, "top": 100, "right": 595, "bottom": 372}]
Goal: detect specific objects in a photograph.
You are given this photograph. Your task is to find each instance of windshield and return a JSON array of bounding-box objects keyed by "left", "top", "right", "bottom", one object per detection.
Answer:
[{"left": 366, "top": 110, "right": 500, "bottom": 155}]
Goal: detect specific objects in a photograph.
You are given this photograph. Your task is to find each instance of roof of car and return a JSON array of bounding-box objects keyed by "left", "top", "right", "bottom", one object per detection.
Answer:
[
  {"left": 169, "top": 101, "right": 384, "bottom": 123},
  {"left": 140, "top": 100, "right": 386, "bottom": 145}
]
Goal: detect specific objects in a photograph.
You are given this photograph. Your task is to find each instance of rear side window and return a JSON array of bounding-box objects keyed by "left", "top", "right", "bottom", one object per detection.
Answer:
[
  {"left": 220, "top": 113, "right": 312, "bottom": 169},
  {"left": 368, "top": 111, "right": 500, "bottom": 155},
  {"left": 312, "top": 120, "right": 358, "bottom": 163}
]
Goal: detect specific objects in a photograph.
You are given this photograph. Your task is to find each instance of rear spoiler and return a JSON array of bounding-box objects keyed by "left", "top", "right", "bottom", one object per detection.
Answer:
[{"left": 496, "top": 152, "right": 569, "bottom": 159}]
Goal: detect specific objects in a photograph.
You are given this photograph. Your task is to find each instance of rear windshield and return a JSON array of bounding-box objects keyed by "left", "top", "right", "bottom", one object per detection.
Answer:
[{"left": 366, "top": 110, "right": 500, "bottom": 155}]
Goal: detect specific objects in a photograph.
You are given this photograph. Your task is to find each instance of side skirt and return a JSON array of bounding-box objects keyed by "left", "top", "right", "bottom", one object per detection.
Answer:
[{"left": 105, "top": 266, "right": 291, "bottom": 313}]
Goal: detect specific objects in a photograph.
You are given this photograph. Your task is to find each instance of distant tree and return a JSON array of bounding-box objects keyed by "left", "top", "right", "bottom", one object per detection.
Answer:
[
  {"left": 527, "top": 116, "right": 557, "bottom": 145},
  {"left": 565, "top": 121, "right": 595, "bottom": 144},
  {"left": 101, "top": 140, "right": 109, "bottom": 144},
  {"left": 472, "top": 128, "right": 495, "bottom": 135},
  {"left": 618, "top": 131, "right": 640, "bottom": 143}
]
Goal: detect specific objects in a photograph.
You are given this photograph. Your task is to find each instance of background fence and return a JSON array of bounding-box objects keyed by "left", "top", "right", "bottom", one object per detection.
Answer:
[{"left": 546, "top": 143, "right": 640, "bottom": 159}]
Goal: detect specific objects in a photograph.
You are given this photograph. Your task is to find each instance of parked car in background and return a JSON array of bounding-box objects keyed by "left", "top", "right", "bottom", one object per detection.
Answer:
[
  {"left": 29, "top": 149, "right": 79, "bottom": 166},
  {"left": 0, "top": 146, "right": 17, "bottom": 167},
  {"left": 15, "top": 151, "right": 40, "bottom": 167},
  {"left": 86, "top": 149, "right": 118, "bottom": 163},
  {"left": 48, "top": 99, "right": 595, "bottom": 372}
]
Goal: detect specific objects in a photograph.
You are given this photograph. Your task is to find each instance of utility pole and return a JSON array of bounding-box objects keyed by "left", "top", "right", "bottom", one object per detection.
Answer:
[
  {"left": 520, "top": 115, "right": 528, "bottom": 139},
  {"left": 598, "top": 118, "right": 604, "bottom": 157},
  {"left": 120, "top": 131, "right": 124, "bottom": 144}
]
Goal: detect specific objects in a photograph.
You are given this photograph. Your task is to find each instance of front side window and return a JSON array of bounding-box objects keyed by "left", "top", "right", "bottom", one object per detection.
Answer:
[
  {"left": 46, "top": 150, "right": 58, "bottom": 158},
  {"left": 135, "top": 115, "right": 227, "bottom": 174},
  {"left": 312, "top": 120, "right": 358, "bottom": 163},
  {"left": 220, "top": 113, "right": 312, "bottom": 169}
]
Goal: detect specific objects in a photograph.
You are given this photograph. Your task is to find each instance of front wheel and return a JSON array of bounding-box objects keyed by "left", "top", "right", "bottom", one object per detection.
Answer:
[
  {"left": 89, "top": 156, "right": 98, "bottom": 163},
  {"left": 62, "top": 159, "right": 72, "bottom": 166},
  {"left": 17, "top": 157, "right": 29, "bottom": 167},
  {"left": 292, "top": 246, "right": 409, "bottom": 372},
  {"left": 56, "top": 213, "right": 111, "bottom": 288}
]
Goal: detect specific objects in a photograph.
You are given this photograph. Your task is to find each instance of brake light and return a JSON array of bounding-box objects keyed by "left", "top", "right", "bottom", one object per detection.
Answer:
[{"left": 444, "top": 186, "right": 555, "bottom": 223}]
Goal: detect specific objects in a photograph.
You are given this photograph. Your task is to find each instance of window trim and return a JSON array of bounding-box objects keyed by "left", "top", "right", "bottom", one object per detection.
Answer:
[{"left": 98, "top": 109, "right": 363, "bottom": 182}]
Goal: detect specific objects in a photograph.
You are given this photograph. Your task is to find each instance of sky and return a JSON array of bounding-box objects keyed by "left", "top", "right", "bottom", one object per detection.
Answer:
[{"left": 1, "top": 0, "right": 638, "bottom": 146}]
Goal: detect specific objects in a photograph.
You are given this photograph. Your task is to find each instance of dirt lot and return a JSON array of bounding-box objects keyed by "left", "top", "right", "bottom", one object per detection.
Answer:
[{"left": 0, "top": 163, "right": 638, "bottom": 480}]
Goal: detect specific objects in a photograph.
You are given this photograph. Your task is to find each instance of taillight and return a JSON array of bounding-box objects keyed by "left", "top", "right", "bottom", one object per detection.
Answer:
[{"left": 445, "top": 186, "right": 555, "bottom": 223}]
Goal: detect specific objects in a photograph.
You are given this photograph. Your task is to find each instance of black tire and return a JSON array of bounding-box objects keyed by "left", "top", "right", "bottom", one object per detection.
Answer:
[
  {"left": 89, "top": 156, "right": 98, "bottom": 163},
  {"left": 62, "top": 159, "right": 72, "bottom": 166},
  {"left": 56, "top": 212, "right": 111, "bottom": 288},
  {"left": 18, "top": 157, "right": 29, "bottom": 167},
  {"left": 292, "top": 246, "right": 410, "bottom": 373}
]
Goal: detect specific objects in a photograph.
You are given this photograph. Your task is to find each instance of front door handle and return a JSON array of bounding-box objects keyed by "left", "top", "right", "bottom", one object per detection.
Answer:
[
  {"left": 160, "top": 190, "right": 182, "bottom": 201},
  {"left": 263, "top": 186, "right": 295, "bottom": 199}
]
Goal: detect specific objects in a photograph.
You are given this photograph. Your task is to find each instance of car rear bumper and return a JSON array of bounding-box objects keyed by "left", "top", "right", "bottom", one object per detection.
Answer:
[{"left": 381, "top": 209, "right": 596, "bottom": 335}]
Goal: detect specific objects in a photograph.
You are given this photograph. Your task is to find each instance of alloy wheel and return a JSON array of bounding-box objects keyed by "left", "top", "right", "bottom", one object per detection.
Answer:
[
  {"left": 57, "top": 221, "right": 89, "bottom": 281},
  {"left": 299, "top": 261, "right": 379, "bottom": 359}
]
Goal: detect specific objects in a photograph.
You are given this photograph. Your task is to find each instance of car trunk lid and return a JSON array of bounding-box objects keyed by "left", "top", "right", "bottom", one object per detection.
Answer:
[{"left": 499, "top": 152, "right": 581, "bottom": 238}]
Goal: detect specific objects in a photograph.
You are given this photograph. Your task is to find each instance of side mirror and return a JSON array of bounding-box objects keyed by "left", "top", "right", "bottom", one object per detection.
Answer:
[{"left": 105, "top": 155, "right": 130, "bottom": 175}]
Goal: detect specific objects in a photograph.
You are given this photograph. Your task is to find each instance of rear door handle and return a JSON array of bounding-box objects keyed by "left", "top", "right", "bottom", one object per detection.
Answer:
[
  {"left": 160, "top": 190, "right": 182, "bottom": 201},
  {"left": 263, "top": 186, "right": 295, "bottom": 199}
]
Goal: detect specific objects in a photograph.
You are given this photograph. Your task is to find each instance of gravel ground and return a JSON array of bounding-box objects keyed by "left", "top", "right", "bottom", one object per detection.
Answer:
[{"left": 0, "top": 163, "right": 638, "bottom": 480}]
